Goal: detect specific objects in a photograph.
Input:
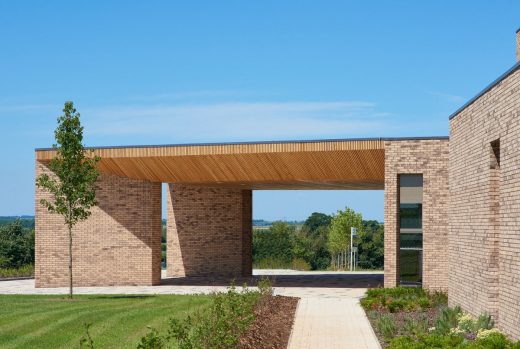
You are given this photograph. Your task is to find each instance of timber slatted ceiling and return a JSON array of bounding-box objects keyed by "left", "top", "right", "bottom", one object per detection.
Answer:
[{"left": 35, "top": 139, "right": 385, "bottom": 190}]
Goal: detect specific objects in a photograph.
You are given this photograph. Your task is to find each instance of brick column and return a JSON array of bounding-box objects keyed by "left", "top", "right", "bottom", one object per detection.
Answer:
[
  {"left": 384, "top": 140, "right": 449, "bottom": 290},
  {"left": 166, "top": 184, "right": 253, "bottom": 278},
  {"left": 35, "top": 161, "right": 162, "bottom": 287},
  {"left": 384, "top": 170, "right": 400, "bottom": 288}
]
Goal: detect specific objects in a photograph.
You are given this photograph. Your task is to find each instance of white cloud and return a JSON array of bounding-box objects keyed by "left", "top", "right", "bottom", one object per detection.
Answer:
[
  {"left": 428, "top": 91, "right": 466, "bottom": 103},
  {"left": 82, "top": 101, "right": 393, "bottom": 142},
  {"left": 127, "top": 90, "right": 255, "bottom": 102}
]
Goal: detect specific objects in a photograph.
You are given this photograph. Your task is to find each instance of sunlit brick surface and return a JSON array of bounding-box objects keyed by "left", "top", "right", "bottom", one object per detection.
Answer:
[
  {"left": 449, "top": 68, "right": 520, "bottom": 340},
  {"left": 35, "top": 162, "right": 162, "bottom": 287},
  {"left": 384, "top": 139, "right": 449, "bottom": 290}
]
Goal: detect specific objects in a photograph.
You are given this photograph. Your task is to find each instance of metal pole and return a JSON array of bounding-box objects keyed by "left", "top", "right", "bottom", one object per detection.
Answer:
[
  {"left": 350, "top": 227, "right": 357, "bottom": 272},
  {"left": 350, "top": 228, "right": 353, "bottom": 272}
]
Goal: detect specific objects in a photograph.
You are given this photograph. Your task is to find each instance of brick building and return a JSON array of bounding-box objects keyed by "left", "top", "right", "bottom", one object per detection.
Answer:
[{"left": 35, "top": 29, "right": 520, "bottom": 338}]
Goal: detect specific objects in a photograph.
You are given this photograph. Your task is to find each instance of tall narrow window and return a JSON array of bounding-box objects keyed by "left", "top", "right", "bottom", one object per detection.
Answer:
[
  {"left": 489, "top": 139, "right": 500, "bottom": 315},
  {"left": 399, "top": 174, "right": 423, "bottom": 286},
  {"left": 490, "top": 139, "right": 500, "bottom": 169}
]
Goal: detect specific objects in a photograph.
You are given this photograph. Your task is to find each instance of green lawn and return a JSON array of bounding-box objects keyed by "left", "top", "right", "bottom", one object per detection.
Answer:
[{"left": 0, "top": 294, "right": 212, "bottom": 349}]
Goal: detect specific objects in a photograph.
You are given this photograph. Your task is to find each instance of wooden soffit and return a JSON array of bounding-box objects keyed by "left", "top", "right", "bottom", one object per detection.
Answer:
[{"left": 35, "top": 139, "right": 385, "bottom": 190}]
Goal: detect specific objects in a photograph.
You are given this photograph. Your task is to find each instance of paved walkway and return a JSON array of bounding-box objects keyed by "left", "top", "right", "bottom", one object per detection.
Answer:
[
  {"left": 286, "top": 288, "right": 381, "bottom": 349},
  {"left": 0, "top": 270, "right": 382, "bottom": 349}
]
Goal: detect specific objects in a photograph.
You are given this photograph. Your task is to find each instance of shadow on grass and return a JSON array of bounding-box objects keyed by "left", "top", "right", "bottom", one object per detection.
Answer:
[
  {"left": 160, "top": 273, "right": 384, "bottom": 288},
  {"left": 39, "top": 295, "right": 157, "bottom": 302},
  {"left": 85, "top": 295, "right": 156, "bottom": 300}
]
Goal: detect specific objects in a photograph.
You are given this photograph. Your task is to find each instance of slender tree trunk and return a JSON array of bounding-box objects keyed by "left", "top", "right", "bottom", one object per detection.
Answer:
[{"left": 68, "top": 224, "right": 73, "bottom": 299}]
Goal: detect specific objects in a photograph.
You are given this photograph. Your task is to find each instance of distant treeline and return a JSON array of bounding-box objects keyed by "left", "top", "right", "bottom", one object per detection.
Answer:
[
  {"left": 253, "top": 210, "right": 384, "bottom": 271},
  {"left": 0, "top": 216, "right": 35, "bottom": 229},
  {"left": 253, "top": 219, "right": 304, "bottom": 227},
  {"left": 2, "top": 213, "right": 383, "bottom": 273},
  {"left": 0, "top": 219, "right": 35, "bottom": 278}
]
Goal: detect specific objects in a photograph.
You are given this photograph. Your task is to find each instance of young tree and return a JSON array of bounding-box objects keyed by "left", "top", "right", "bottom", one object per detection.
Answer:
[
  {"left": 327, "top": 207, "right": 363, "bottom": 270},
  {"left": 36, "top": 102, "right": 100, "bottom": 298}
]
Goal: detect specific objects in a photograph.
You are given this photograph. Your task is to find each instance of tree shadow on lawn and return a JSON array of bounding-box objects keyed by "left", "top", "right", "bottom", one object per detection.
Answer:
[
  {"left": 83, "top": 295, "right": 157, "bottom": 300},
  {"left": 41, "top": 295, "right": 157, "bottom": 302}
]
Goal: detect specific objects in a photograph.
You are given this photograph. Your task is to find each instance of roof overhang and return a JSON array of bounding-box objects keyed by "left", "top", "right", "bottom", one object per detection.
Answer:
[{"left": 36, "top": 138, "right": 386, "bottom": 190}]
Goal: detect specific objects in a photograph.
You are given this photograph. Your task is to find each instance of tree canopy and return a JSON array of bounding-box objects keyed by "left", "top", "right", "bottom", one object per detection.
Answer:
[
  {"left": 0, "top": 220, "right": 34, "bottom": 269},
  {"left": 327, "top": 207, "right": 363, "bottom": 254},
  {"left": 36, "top": 102, "right": 100, "bottom": 229},
  {"left": 253, "top": 208, "right": 384, "bottom": 271}
]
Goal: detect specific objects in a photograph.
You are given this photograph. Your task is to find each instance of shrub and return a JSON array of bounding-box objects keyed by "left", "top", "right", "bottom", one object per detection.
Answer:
[
  {"left": 430, "top": 291, "right": 448, "bottom": 307},
  {"left": 364, "top": 287, "right": 519, "bottom": 349},
  {"left": 360, "top": 298, "right": 377, "bottom": 311},
  {"left": 402, "top": 315, "right": 428, "bottom": 338},
  {"left": 475, "top": 313, "right": 494, "bottom": 332},
  {"left": 476, "top": 328, "right": 501, "bottom": 340},
  {"left": 473, "top": 331, "right": 510, "bottom": 349},
  {"left": 435, "top": 306, "right": 462, "bottom": 335},
  {"left": 457, "top": 313, "right": 476, "bottom": 333},
  {"left": 362, "top": 287, "right": 446, "bottom": 312},
  {"left": 137, "top": 327, "right": 165, "bottom": 349},
  {"left": 376, "top": 315, "right": 397, "bottom": 340},
  {"left": 257, "top": 276, "right": 274, "bottom": 297},
  {"left": 291, "top": 258, "right": 311, "bottom": 271},
  {"left": 138, "top": 279, "right": 272, "bottom": 349},
  {"left": 417, "top": 297, "right": 430, "bottom": 310},
  {"left": 253, "top": 257, "right": 290, "bottom": 269},
  {"left": 0, "top": 264, "right": 34, "bottom": 278},
  {"left": 388, "top": 333, "right": 465, "bottom": 349}
]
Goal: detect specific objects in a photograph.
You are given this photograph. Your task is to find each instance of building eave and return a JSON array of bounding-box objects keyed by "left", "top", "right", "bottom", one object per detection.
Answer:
[{"left": 449, "top": 61, "right": 520, "bottom": 120}]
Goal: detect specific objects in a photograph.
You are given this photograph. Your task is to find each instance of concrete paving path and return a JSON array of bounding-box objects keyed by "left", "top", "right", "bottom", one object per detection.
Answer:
[
  {"left": 287, "top": 289, "right": 381, "bottom": 349},
  {"left": 0, "top": 270, "right": 382, "bottom": 349}
]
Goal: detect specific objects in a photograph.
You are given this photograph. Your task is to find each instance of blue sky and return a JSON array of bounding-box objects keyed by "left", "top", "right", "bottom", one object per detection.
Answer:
[{"left": 1, "top": 1, "right": 519, "bottom": 221}]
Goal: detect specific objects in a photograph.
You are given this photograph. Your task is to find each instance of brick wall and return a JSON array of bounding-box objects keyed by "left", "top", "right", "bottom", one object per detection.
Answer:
[
  {"left": 35, "top": 161, "right": 162, "bottom": 287},
  {"left": 516, "top": 29, "right": 520, "bottom": 62},
  {"left": 449, "top": 67, "right": 520, "bottom": 339},
  {"left": 384, "top": 139, "right": 449, "bottom": 290},
  {"left": 166, "top": 184, "right": 253, "bottom": 278}
]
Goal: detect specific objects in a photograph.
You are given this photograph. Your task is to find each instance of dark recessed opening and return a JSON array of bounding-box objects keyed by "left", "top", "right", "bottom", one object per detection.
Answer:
[{"left": 490, "top": 139, "right": 500, "bottom": 169}]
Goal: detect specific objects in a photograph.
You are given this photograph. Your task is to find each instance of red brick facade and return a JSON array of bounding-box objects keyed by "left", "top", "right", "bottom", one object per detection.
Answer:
[
  {"left": 166, "top": 184, "right": 253, "bottom": 278},
  {"left": 449, "top": 67, "right": 520, "bottom": 339},
  {"left": 35, "top": 161, "right": 162, "bottom": 287},
  {"left": 384, "top": 139, "right": 450, "bottom": 290}
]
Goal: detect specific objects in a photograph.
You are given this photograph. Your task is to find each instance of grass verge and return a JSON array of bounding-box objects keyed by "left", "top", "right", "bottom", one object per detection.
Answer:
[{"left": 0, "top": 294, "right": 211, "bottom": 349}]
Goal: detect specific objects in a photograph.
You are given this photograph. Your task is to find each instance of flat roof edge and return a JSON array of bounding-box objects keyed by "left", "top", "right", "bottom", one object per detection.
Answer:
[
  {"left": 35, "top": 136, "right": 449, "bottom": 152},
  {"left": 449, "top": 61, "right": 520, "bottom": 120}
]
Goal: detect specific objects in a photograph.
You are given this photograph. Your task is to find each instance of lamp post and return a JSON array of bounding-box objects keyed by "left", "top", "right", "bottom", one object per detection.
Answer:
[{"left": 350, "top": 227, "right": 357, "bottom": 272}]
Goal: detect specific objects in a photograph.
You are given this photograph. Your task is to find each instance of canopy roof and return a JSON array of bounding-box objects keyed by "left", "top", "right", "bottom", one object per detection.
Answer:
[
  {"left": 36, "top": 138, "right": 388, "bottom": 190},
  {"left": 35, "top": 137, "right": 449, "bottom": 190}
]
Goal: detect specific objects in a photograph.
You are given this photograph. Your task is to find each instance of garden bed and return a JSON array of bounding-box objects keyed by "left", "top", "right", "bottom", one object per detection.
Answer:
[
  {"left": 362, "top": 287, "right": 520, "bottom": 349},
  {"left": 239, "top": 295, "right": 299, "bottom": 349}
]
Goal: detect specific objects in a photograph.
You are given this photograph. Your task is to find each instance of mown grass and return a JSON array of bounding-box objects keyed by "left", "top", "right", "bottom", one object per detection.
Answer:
[{"left": 0, "top": 294, "right": 211, "bottom": 349}]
